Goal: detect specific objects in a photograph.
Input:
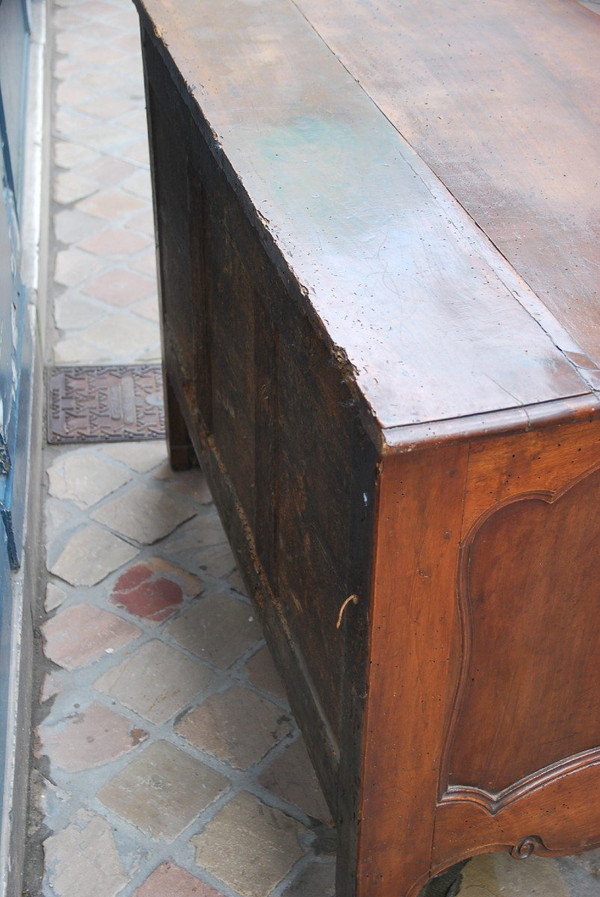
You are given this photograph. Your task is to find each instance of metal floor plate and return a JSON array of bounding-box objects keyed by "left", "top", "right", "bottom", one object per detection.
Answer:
[{"left": 47, "top": 364, "right": 166, "bottom": 444}]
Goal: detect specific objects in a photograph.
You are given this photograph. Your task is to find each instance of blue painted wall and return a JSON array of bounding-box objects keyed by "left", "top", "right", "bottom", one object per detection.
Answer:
[
  {"left": 0, "top": 0, "right": 30, "bottom": 205},
  {"left": 0, "top": 0, "right": 32, "bottom": 826}
]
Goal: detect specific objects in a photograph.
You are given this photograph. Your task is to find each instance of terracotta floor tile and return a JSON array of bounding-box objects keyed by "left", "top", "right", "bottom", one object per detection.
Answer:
[
  {"left": 54, "top": 140, "right": 99, "bottom": 169},
  {"left": 132, "top": 296, "right": 160, "bottom": 321},
  {"left": 78, "top": 228, "right": 151, "bottom": 256},
  {"left": 117, "top": 108, "right": 148, "bottom": 134},
  {"left": 121, "top": 168, "right": 152, "bottom": 199},
  {"left": 114, "top": 53, "right": 145, "bottom": 80},
  {"left": 76, "top": 188, "right": 146, "bottom": 220},
  {"left": 137, "top": 345, "right": 165, "bottom": 363},
  {"left": 557, "top": 851, "right": 600, "bottom": 893},
  {"left": 228, "top": 568, "right": 247, "bottom": 596},
  {"left": 123, "top": 138, "right": 151, "bottom": 165},
  {"left": 68, "top": 20, "right": 124, "bottom": 43},
  {"left": 196, "top": 542, "right": 237, "bottom": 578},
  {"left": 113, "top": 31, "right": 143, "bottom": 54},
  {"left": 191, "top": 792, "right": 306, "bottom": 897},
  {"left": 55, "top": 79, "right": 90, "bottom": 107},
  {"left": 54, "top": 106, "right": 97, "bottom": 139},
  {"left": 40, "top": 671, "right": 62, "bottom": 705},
  {"left": 98, "top": 740, "right": 229, "bottom": 841},
  {"left": 47, "top": 449, "right": 132, "bottom": 509},
  {"left": 82, "top": 268, "right": 155, "bottom": 306},
  {"left": 131, "top": 247, "right": 158, "bottom": 277},
  {"left": 75, "top": 123, "right": 136, "bottom": 152},
  {"left": 44, "top": 810, "right": 129, "bottom": 897},
  {"left": 152, "top": 463, "right": 213, "bottom": 504},
  {"left": 259, "top": 738, "right": 332, "bottom": 825},
  {"left": 54, "top": 207, "right": 100, "bottom": 243},
  {"left": 76, "top": 95, "right": 135, "bottom": 121},
  {"left": 78, "top": 312, "right": 160, "bottom": 356},
  {"left": 166, "top": 593, "right": 262, "bottom": 669},
  {"left": 43, "top": 604, "right": 140, "bottom": 671},
  {"left": 52, "top": 336, "right": 111, "bottom": 364},
  {"left": 282, "top": 858, "right": 336, "bottom": 897},
  {"left": 101, "top": 440, "right": 167, "bottom": 473},
  {"left": 48, "top": 523, "right": 138, "bottom": 586},
  {"left": 53, "top": 171, "right": 97, "bottom": 204},
  {"left": 76, "top": 0, "right": 120, "bottom": 17},
  {"left": 91, "top": 481, "right": 195, "bottom": 544},
  {"left": 125, "top": 207, "right": 154, "bottom": 235},
  {"left": 75, "top": 43, "right": 128, "bottom": 67},
  {"left": 54, "top": 54, "right": 86, "bottom": 81},
  {"left": 77, "top": 155, "right": 137, "bottom": 188},
  {"left": 459, "top": 853, "right": 569, "bottom": 897},
  {"left": 133, "top": 862, "right": 224, "bottom": 897},
  {"left": 52, "top": 7, "right": 86, "bottom": 29},
  {"left": 162, "top": 509, "right": 231, "bottom": 569},
  {"left": 54, "top": 292, "right": 106, "bottom": 329},
  {"left": 245, "top": 646, "right": 287, "bottom": 701},
  {"left": 54, "top": 29, "right": 95, "bottom": 59},
  {"left": 45, "top": 582, "right": 67, "bottom": 613},
  {"left": 72, "top": 66, "right": 132, "bottom": 95},
  {"left": 110, "top": 557, "right": 202, "bottom": 623},
  {"left": 176, "top": 685, "right": 293, "bottom": 770},
  {"left": 104, "top": 6, "right": 139, "bottom": 28},
  {"left": 94, "top": 640, "right": 212, "bottom": 724},
  {"left": 45, "top": 497, "right": 77, "bottom": 541},
  {"left": 40, "top": 701, "right": 148, "bottom": 772},
  {"left": 54, "top": 246, "right": 103, "bottom": 288},
  {"left": 110, "top": 569, "right": 182, "bottom": 623}
]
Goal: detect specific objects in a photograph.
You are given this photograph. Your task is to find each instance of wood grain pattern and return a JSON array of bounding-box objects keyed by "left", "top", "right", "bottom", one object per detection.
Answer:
[
  {"left": 135, "top": 0, "right": 591, "bottom": 437},
  {"left": 357, "top": 445, "right": 469, "bottom": 897},
  {"left": 293, "top": 0, "right": 600, "bottom": 377},
  {"left": 449, "top": 466, "right": 600, "bottom": 796},
  {"left": 433, "top": 758, "right": 600, "bottom": 868},
  {"left": 360, "top": 421, "right": 600, "bottom": 893},
  {"left": 141, "top": 29, "right": 380, "bottom": 815},
  {"left": 461, "top": 416, "right": 600, "bottom": 531},
  {"left": 431, "top": 420, "right": 600, "bottom": 873},
  {"left": 136, "top": 1, "right": 600, "bottom": 894}
]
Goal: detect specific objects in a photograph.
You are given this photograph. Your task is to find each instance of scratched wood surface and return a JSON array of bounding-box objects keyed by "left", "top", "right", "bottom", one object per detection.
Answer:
[
  {"left": 134, "top": 0, "right": 598, "bottom": 439},
  {"left": 294, "top": 0, "right": 600, "bottom": 386},
  {"left": 365, "top": 423, "right": 600, "bottom": 895},
  {"left": 134, "top": 1, "right": 600, "bottom": 895},
  {"left": 142, "top": 32, "right": 379, "bottom": 822}
]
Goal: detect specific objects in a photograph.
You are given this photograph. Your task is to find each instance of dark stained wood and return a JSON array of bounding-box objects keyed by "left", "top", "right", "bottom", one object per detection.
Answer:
[
  {"left": 135, "top": 0, "right": 593, "bottom": 436},
  {"left": 293, "top": 0, "right": 600, "bottom": 379},
  {"left": 162, "top": 372, "right": 195, "bottom": 471},
  {"left": 134, "top": 0, "right": 600, "bottom": 893},
  {"left": 140, "top": 27, "right": 381, "bottom": 815}
]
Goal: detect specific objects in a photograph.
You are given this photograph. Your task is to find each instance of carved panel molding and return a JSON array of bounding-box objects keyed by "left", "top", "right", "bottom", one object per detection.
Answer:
[{"left": 441, "top": 463, "right": 600, "bottom": 815}]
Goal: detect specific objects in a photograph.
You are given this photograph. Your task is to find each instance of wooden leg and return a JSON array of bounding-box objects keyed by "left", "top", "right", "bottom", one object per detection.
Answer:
[{"left": 164, "top": 372, "right": 197, "bottom": 471}]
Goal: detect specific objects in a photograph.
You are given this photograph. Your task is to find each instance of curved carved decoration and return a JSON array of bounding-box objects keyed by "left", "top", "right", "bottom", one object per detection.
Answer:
[
  {"left": 440, "top": 746, "right": 600, "bottom": 815},
  {"left": 441, "top": 463, "right": 600, "bottom": 813},
  {"left": 510, "top": 836, "right": 549, "bottom": 859}
]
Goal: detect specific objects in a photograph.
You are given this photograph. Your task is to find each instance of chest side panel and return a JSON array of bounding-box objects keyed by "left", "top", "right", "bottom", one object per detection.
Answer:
[
  {"left": 435, "top": 416, "right": 600, "bottom": 862},
  {"left": 142, "top": 34, "right": 379, "bottom": 783}
]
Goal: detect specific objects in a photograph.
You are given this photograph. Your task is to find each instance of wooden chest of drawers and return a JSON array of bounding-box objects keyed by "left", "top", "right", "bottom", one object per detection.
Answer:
[{"left": 132, "top": 0, "right": 600, "bottom": 893}]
